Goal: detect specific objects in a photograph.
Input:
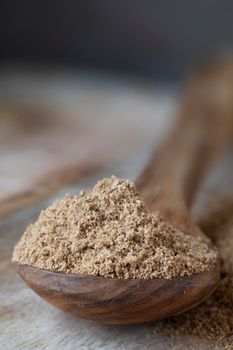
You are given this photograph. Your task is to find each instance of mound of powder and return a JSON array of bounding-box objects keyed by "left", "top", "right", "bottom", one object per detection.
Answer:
[{"left": 12, "top": 176, "right": 218, "bottom": 279}]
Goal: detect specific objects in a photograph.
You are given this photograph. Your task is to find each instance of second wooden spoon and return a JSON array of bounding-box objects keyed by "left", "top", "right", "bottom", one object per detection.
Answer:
[{"left": 16, "top": 59, "right": 233, "bottom": 324}]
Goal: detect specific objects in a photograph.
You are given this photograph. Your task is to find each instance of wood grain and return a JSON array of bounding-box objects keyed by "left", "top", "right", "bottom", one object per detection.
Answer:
[{"left": 16, "top": 264, "right": 219, "bottom": 325}]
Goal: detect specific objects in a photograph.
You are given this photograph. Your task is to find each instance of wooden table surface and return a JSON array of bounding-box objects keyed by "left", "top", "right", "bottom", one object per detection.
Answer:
[{"left": 0, "top": 68, "right": 232, "bottom": 349}]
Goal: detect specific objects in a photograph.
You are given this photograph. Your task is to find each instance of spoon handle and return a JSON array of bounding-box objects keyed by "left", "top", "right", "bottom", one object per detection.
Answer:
[{"left": 137, "top": 60, "right": 233, "bottom": 237}]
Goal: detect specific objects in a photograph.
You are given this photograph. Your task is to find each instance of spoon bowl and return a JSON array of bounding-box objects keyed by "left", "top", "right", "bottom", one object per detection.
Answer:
[{"left": 16, "top": 263, "right": 219, "bottom": 324}]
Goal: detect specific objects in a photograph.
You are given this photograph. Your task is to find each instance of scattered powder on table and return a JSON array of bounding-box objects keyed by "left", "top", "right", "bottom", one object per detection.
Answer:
[
  {"left": 12, "top": 176, "right": 217, "bottom": 279},
  {"left": 154, "top": 198, "right": 233, "bottom": 349}
]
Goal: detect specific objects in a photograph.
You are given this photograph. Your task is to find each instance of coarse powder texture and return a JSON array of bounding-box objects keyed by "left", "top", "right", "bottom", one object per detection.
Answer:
[
  {"left": 12, "top": 176, "right": 217, "bottom": 279},
  {"left": 154, "top": 198, "right": 233, "bottom": 349}
]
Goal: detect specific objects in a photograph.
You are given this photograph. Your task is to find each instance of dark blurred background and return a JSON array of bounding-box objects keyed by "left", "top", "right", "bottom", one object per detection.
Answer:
[{"left": 1, "top": 1, "right": 233, "bottom": 79}]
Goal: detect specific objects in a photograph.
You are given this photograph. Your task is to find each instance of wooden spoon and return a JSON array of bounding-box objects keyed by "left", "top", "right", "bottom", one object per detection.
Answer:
[{"left": 15, "top": 59, "right": 233, "bottom": 324}]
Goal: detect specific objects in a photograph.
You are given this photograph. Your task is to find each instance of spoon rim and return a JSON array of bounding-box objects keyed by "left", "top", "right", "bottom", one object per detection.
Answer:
[{"left": 14, "top": 261, "right": 220, "bottom": 282}]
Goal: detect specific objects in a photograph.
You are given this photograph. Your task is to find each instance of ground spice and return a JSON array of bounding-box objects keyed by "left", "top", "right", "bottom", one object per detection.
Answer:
[
  {"left": 12, "top": 176, "right": 217, "bottom": 279},
  {"left": 154, "top": 198, "right": 233, "bottom": 349}
]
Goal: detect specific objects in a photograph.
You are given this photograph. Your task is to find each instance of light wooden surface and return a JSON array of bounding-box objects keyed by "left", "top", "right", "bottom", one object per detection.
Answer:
[
  {"left": 0, "top": 69, "right": 175, "bottom": 217},
  {"left": 1, "top": 69, "right": 233, "bottom": 349},
  {"left": 2, "top": 157, "right": 233, "bottom": 350}
]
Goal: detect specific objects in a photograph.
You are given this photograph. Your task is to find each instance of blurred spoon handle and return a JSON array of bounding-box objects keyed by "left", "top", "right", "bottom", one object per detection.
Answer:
[{"left": 137, "top": 59, "right": 233, "bottom": 236}]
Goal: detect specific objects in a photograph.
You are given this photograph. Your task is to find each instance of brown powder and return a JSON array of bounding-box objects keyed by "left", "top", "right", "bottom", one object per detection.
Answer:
[
  {"left": 154, "top": 198, "right": 233, "bottom": 349},
  {"left": 12, "top": 176, "right": 217, "bottom": 279}
]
